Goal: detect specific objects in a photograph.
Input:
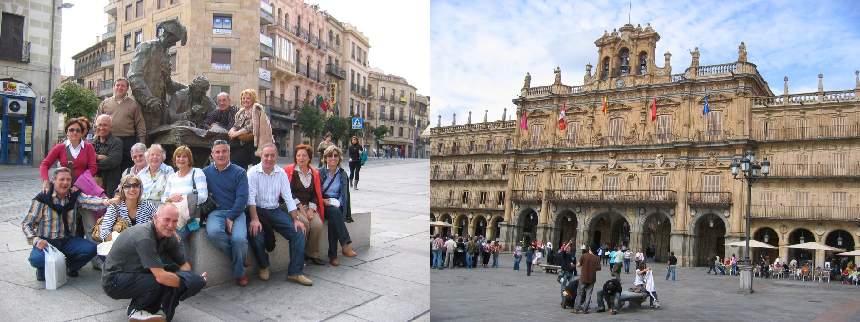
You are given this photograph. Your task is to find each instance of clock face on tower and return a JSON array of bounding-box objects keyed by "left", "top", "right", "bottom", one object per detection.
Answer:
[{"left": 615, "top": 78, "right": 625, "bottom": 89}]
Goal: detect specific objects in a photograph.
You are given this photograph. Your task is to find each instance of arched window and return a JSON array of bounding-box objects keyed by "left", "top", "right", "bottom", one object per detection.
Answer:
[
  {"left": 601, "top": 57, "right": 610, "bottom": 80},
  {"left": 638, "top": 52, "right": 648, "bottom": 75},
  {"left": 619, "top": 48, "right": 630, "bottom": 76}
]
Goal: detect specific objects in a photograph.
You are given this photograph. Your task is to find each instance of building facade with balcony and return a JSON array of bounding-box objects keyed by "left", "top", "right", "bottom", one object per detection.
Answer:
[
  {"left": 0, "top": 0, "right": 67, "bottom": 165},
  {"left": 369, "top": 71, "right": 424, "bottom": 157},
  {"left": 72, "top": 39, "right": 115, "bottom": 100},
  {"left": 430, "top": 23, "right": 860, "bottom": 267}
]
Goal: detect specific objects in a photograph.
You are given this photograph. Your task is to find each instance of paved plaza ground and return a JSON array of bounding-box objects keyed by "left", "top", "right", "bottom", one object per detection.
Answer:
[
  {"left": 431, "top": 259, "right": 860, "bottom": 322},
  {"left": 0, "top": 158, "right": 430, "bottom": 321}
]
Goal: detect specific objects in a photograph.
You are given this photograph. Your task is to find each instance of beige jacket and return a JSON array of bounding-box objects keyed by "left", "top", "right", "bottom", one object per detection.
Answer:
[{"left": 251, "top": 103, "right": 275, "bottom": 156}]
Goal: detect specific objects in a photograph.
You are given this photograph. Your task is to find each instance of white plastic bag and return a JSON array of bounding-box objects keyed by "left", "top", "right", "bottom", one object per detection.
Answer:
[{"left": 44, "top": 244, "right": 67, "bottom": 290}]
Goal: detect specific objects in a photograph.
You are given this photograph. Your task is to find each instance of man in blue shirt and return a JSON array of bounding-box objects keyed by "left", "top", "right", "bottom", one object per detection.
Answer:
[{"left": 203, "top": 140, "right": 250, "bottom": 286}]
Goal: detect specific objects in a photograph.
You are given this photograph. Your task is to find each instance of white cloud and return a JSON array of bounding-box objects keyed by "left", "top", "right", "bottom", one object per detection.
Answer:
[{"left": 431, "top": 0, "right": 860, "bottom": 125}]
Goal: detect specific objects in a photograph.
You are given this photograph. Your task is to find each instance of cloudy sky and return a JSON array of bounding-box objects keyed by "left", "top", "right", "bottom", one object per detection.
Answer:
[
  {"left": 431, "top": 0, "right": 860, "bottom": 125},
  {"left": 59, "top": 0, "right": 430, "bottom": 95}
]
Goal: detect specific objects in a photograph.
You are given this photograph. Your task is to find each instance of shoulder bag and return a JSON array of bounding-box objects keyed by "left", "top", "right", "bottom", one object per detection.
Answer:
[
  {"left": 194, "top": 169, "right": 218, "bottom": 221},
  {"left": 90, "top": 205, "right": 130, "bottom": 243}
]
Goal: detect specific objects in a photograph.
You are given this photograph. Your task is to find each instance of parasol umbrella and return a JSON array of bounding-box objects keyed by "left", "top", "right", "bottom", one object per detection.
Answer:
[
  {"left": 836, "top": 250, "right": 860, "bottom": 256},
  {"left": 430, "top": 221, "right": 453, "bottom": 227},
  {"left": 726, "top": 240, "right": 776, "bottom": 249},
  {"left": 787, "top": 242, "right": 844, "bottom": 252}
]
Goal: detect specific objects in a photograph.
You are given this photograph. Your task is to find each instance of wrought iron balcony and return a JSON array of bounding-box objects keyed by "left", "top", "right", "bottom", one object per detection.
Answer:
[
  {"left": 325, "top": 63, "right": 345, "bottom": 79},
  {"left": 687, "top": 192, "right": 732, "bottom": 208},
  {"left": 97, "top": 79, "right": 114, "bottom": 97},
  {"left": 751, "top": 205, "right": 860, "bottom": 222},
  {"left": 548, "top": 189, "right": 677, "bottom": 206},
  {"left": 751, "top": 125, "right": 860, "bottom": 142},
  {"left": 766, "top": 163, "right": 860, "bottom": 178},
  {"left": 103, "top": 23, "right": 116, "bottom": 40},
  {"left": 511, "top": 190, "right": 542, "bottom": 203},
  {"left": 259, "top": 1, "right": 274, "bottom": 25}
]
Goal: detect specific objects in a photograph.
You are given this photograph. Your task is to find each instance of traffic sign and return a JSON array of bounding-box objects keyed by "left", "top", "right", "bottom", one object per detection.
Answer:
[{"left": 352, "top": 117, "right": 364, "bottom": 129}]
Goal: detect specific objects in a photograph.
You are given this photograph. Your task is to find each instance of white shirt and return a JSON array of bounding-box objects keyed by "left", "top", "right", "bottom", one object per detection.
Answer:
[
  {"left": 546, "top": 242, "right": 553, "bottom": 250},
  {"left": 162, "top": 168, "right": 208, "bottom": 204},
  {"left": 63, "top": 139, "right": 84, "bottom": 159},
  {"left": 247, "top": 163, "right": 298, "bottom": 212},
  {"left": 445, "top": 239, "right": 456, "bottom": 252}
]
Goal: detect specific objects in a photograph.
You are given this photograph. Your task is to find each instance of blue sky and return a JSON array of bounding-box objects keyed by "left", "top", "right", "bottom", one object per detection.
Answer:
[{"left": 430, "top": 0, "right": 860, "bottom": 125}]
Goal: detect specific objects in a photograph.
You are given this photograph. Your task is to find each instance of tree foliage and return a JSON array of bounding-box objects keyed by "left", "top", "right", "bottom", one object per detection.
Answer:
[
  {"left": 324, "top": 115, "right": 351, "bottom": 145},
  {"left": 297, "top": 105, "right": 325, "bottom": 144},
  {"left": 52, "top": 82, "right": 99, "bottom": 121},
  {"left": 372, "top": 125, "right": 389, "bottom": 142}
]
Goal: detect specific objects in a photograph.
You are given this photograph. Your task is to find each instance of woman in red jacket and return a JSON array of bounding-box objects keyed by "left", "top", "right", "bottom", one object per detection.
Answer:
[
  {"left": 40, "top": 118, "right": 98, "bottom": 192},
  {"left": 284, "top": 144, "right": 327, "bottom": 265}
]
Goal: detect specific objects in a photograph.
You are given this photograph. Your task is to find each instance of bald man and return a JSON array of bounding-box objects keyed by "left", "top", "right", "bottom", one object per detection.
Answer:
[
  {"left": 203, "top": 92, "right": 237, "bottom": 130},
  {"left": 91, "top": 114, "right": 124, "bottom": 197}
]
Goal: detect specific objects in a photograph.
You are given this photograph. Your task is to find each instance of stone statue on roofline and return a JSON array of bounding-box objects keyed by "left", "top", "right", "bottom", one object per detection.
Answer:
[
  {"left": 523, "top": 72, "right": 531, "bottom": 89},
  {"left": 690, "top": 47, "right": 700, "bottom": 67},
  {"left": 554, "top": 66, "right": 562, "bottom": 84},
  {"left": 738, "top": 42, "right": 747, "bottom": 63}
]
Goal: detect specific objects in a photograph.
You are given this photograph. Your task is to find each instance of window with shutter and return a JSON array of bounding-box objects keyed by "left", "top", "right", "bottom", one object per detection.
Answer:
[
  {"left": 796, "top": 154, "right": 808, "bottom": 176},
  {"left": 497, "top": 191, "right": 505, "bottom": 206},
  {"left": 657, "top": 115, "right": 672, "bottom": 143},
  {"left": 524, "top": 175, "right": 537, "bottom": 191},
  {"left": 702, "top": 174, "right": 721, "bottom": 203},
  {"left": 833, "top": 152, "right": 847, "bottom": 176},
  {"left": 833, "top": 191, "right": 848, "bottom": 219},
  {"left": 530, "top": 124, "right": 543, "bottom": 146},
  {"left": 794, "top": 191, "right": 809, "bottom": 218},
  {"left": 567, "top": 122, "right": 581, "bottom": 144},
  {"left": 604, "top": 175, "right": 619, "bottom": 199},
  {"left": 796, "top": 119, "right": 807, "bottom": 139},
  {"left": 651, "top": 175, "right": 668, "bottom": 200},
  {"left": 706, "top": 111, "right": 722, "bottom": 139},
  {"left": 609, "top": 118, "right": 624, "bottom": 145}
]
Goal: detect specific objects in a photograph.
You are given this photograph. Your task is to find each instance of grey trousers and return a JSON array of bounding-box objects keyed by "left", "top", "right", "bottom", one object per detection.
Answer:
[
  {"left": 595, "top": 289, "right": 618, "bottom": 311},
  {"left": 574, "top": 282, "right": 594, "bottom": 311}
]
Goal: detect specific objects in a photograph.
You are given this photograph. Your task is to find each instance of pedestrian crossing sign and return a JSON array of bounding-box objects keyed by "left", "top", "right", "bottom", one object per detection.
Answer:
[{"left": 352, "top": 117, "right": 364, "bottom": 129}]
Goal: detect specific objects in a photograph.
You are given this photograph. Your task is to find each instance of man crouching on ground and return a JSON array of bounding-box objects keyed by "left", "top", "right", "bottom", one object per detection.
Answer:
[{"left": 102, "top": 203, "right": 207, "bottom": 322}]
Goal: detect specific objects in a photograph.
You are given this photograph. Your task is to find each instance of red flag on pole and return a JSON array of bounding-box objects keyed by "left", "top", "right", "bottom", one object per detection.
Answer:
[
  {"left": 602, "top": 96, "right": 608, "bottom": 114},
  {"left": 650, "top": 96, "right": 657, "bottom": 122},
  {"left": 520, "top": 110, "right": 528, "bottom": 131},
  {"left": 558, "top": 102, "right": 567, "bottom": 131}
]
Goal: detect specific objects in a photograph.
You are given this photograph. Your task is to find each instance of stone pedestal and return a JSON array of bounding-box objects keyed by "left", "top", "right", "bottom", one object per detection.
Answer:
[
  {"left": 186, "top": 210, "right": 371, "bottom": 286},
  {"left": 738, "top": 264, "right": 753, "bottom": 294}
]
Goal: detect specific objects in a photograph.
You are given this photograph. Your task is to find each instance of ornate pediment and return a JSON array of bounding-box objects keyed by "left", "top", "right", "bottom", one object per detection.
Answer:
[
  {"left": 517, "top": 159, "right": 545, "bottom": 172},
  {"left": 555, "top": 157, "right": 584, "bottom": 171},
  {"left": 598, "top": 153, "right": 627, "bottom": 171},
  {"left": 693, "top": 152, "right": 728, "bottom": 168},
  {"left": 643, "top": 154, "right": 679, "bottom": 170}
]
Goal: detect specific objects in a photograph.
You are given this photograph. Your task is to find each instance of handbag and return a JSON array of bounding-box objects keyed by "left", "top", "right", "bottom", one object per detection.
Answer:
[
  {"left": 196, "top": 170, "right": 218, "bottom": 221},
  {"left": 44, "top": 244, "right": 68, "bottom": 290},
  {"left": 237, "top": 132, "right": 254, "bottom": 143},
  {"left": 188, "top": 169, "right": 201, "bottom": 219},
  {"left": 91, "top": 209, "right": 130, "bottom": 242}
]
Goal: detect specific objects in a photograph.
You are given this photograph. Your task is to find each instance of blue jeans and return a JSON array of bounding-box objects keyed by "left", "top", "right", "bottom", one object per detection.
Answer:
[
  {"left": 324, "top": 206, "right": 352, "bottom": 259},
  {"left": 248, "top": 208, "right": 306, "bottom": 276},
  {"left": 466, "top": 253, "right": 473, "bottom": 268},
  {"left": 206, "top": 210, "right": 248, "bottom": 279},
  {"left": 514, "top": 255, "right": 521, "bottom": 270},
  {"left": 432, "top": 249, "right": 444, "bottom": 268},
  {"left": 29, "top": 237, "right": 96, "bottom": 279},
  {"left": 623, "top": 259, "right": 630, "bottom": 273},
  {"left": 492, "top": 253, "right": 499, "bottom": 267},
  {"left": 666, "top": 265, "right": 676, "bottom": 281}
]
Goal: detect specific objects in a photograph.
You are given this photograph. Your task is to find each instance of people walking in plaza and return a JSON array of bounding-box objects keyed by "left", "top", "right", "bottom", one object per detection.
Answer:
[
  {"left": 161, "top": 146, "right": 208, "bottom": 239},
  {"left": 635, "top": 262, "right": 660, "bottom": 308},
  {"left": 203, "top": 140, "right": 250, "bottom": 286},
  {"left": 608, "top": 247, "right": 617, "bottom": 277},
  {"left": 455, "top": 237, "right": 466, "bottom": 267},
  {"left": 491, "top": 241, "right": 500, "bottom": 268},
  {"left": 666, "top": 251, "right": 678, "bottom": 281},
  {"left": 284, "top": 144, "right": 327, "bottom": 266},
  {"left": 467, "top": 237, "right": 478, "bottom": 269},
  {"left": 707, "top": 254, "right": 718, "bottom": 275},
  {"left": 623, "top": 248, "right": 632, "bottom": 274},
  {"left": 481, "top": 239, "right": 492, "bottom": 268},
  {"left": 525, "top": 243, "right": 535, "bottom": 276},
  {"left": 444, "top": 236, "right": 456, "bottom": 268},
  {"left": 246, "top": 144, "right": 313, "bottom": 286},
  {"left": 97, "top": 174, "right": 156, "bottom": 242},
  {"left": 316, "top": 133, "right": 334, "bottom": 167},
  {"left": 204, "top": 92, "right": 238, "bottom": 130},
  {"left": 318, "top": 145, "right": 359, "bottom": 266},
  {"left": 97, "top": 78, "right": 146, "bottom": 171},
  {"left": 40, "top": 118, "right": 98, "bottom": 193},
  {"left": 513, "top": 242, "right": 522, "bottom": 270},
  {"left": 731, "top": 254, "right": 739, "bottom": 276},
  {"left": 139, "top": 144, "right": 174, "bottom": 208},
  {"left": 102, "top": 203, "right": 207, "bottom": 322},
  {"left": 23, "top": 167, "right": 98, "bottom": 281},
  {"left": 596, "top": 246, "right": 604, "bottom": 267},
  {"left": 558, "top": 242, "right": 575, "bottom": 304},
  {"left": 545, "top": 241, "right": 553, "bottom": 265},
  {"left": 635, "top": 250, "right": 644, "bottom": 270},
  {"left": 573, "top": 246, "right": 600, "bottom": 314},
  {"left": 595, "top": 278, "right": 622, "bottom": 315},
  {"left": 347, "top": 136, "right": 363, "bottom": 190},
  {"left": 432, "top": 234, "right": 444, "bottom": 269},
  {"left": 228, "top": 89, "right": 274, "bottom": 170},
  {"left": 613, "top": 246, "right": 624, "bottom": 278},
  {"left": 122, "top": 143, "right": 148, "bottom": 178},
  {"left": 91, "top": 115, "right": 124, "bottom": 197}
]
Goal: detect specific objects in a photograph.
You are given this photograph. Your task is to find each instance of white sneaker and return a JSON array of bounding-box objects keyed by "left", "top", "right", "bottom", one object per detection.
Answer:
[{"left": 128, "top": 309, "right": 166, "bottom": 322}]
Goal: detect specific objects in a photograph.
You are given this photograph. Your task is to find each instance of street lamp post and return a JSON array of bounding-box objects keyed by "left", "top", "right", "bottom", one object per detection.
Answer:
[{"left": 730, "top": 150, "right": 770, "bottom": 294}]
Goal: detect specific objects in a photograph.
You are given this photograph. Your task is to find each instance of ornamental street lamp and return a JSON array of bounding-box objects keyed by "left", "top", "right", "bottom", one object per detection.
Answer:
[{"left": 731, "top": 150, "right": 770, "bottom": 294}]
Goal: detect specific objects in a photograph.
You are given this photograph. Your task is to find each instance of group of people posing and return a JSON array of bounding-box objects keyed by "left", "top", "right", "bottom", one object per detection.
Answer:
[
  {"left": 24, "top": 79, "right": 360, "bottom": 322},
  {"left": 430, "top": 235, "right": 502, "bottom": 269}
]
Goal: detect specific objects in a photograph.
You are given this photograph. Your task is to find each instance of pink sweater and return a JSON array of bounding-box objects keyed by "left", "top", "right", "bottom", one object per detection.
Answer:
[{"left": 40, "top": 142, "right": 98, "bottom": 181}]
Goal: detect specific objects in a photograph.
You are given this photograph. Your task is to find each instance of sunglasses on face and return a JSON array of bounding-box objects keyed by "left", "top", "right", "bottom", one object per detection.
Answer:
[
  {"left": 67, "top": 128, "right": 82, "bottom": 133},
  {"left": 123, "top": 183, "right": 141, "bottom": 189}
]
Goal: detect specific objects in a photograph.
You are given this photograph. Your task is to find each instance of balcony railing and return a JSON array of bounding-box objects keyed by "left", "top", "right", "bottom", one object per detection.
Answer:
[
  {"left": 548, "top": 189, "right": 677, "bottom": 205},
  {"left": 687, "top": 192, "right": 732, "bottom": 208},
  {"left": 431, "top": 170, "right": 508, "bottom": 181},
  {"left": 297, "top": 64, "right": 308, "bottom": 76},
  {"left": 751, "top": 125, "right": 860, "bottom": 141},
  {"left": 211, "top": 63, "right": 231, "bottom": 71},
  {"left": 272, "top": 58, "right": 295, "bottom": 75},
  {"left": 97, "top": 79, "right": 114, "bottom": 97},
  {"left": 670, "top": 73, "right": 687, "bottom": 82},
  {"left": 696, "top": 63, "right": 737, "bottom": 77},
  {"left": 259, "top": 34, "right": 274, "bottom": 57},
  {"left": 430, "top": 197, "right": 504, "bottom": 210},
  {"left": 260, "top": 1, "right": 274, "bottom": 24},
  {"left": 511, "top": 190, "right": 542, "bottom": 203},
  {"left": 767, "top": 163, "right": 860, "bottom": 178},
  {"left": 100, "top": 51, "right": 115, "bottom": 68},
  {"left": 261, "top": 95, "right": 293, "bottom": 112},
  {"left": 326, "top": 63, "right": 345, "bottom": 79},
  {"left": 751, "top": 205, "right": 860, "bottom": 222},
  {"left": 103, "top": 23, "right": 116, "bottom": 39},
  {"left": 752, "top": 90, "right": 857, "bottom": 107}
]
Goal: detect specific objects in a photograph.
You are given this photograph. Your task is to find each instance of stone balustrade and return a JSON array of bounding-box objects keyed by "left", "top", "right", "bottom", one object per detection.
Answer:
[{"left": 753, "top": 89, "right": 857, "bottom": 106}]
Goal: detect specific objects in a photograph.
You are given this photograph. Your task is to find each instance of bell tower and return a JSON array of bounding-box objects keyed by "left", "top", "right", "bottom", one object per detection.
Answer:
[{"left": 591, "top": 23, "right": 663, "bottom": 88}]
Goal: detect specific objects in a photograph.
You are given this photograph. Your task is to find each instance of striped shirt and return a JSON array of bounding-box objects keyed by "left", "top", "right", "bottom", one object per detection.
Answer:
[
  {"left": 247, "top": 163, "right": 298, "bottom": 211},
  {"left": 138, "top": 163, "right": 174, "bottom": 204},
  {"left": 99, "top": 201, "right": 156, "bottom": 241},
  {"left": 21, "top": 193, "right": 79, "bottom": 244},
  {"left": 162, "top": 168, "right": 208, "bottom": 205}
]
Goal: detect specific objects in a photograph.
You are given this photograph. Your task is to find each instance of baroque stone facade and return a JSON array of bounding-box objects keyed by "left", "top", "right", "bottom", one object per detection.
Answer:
[{"left": 430, "top": 23, "right": 860, "bottom": 267}]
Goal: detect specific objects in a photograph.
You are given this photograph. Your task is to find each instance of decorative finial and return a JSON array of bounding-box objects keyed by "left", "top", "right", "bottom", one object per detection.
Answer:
[
  {"left": 502, "top": 107, "right": 507, "bottom": 121},
  {"left": 783, "top": 76, "right": 789, "bottom": 96},
  {"left": 484, "top": 110, "right": 488, "bottom": 123},
  {"left": 855, "top": 70, "right": 859, "bottom": 88},
  {"left": 437, "top": 115, "right": 441, "bottom": 127},
  {"left": 467, "top": 111, "right": 472, "bottom": 124},
  {"left": 452, "top": 113, "right": 456, "bottom": 126},
  {"left": 818, "top": 73, "right": 824, "bottom": 93}
]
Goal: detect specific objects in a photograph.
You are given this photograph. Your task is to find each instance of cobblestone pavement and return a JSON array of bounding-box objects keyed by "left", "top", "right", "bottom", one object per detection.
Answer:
[
  {"left": 0, "top": 159, "right": 430, "bottom": 321},
  {"left": 431, "top": 260, "right": 860, "bottom": 322}
]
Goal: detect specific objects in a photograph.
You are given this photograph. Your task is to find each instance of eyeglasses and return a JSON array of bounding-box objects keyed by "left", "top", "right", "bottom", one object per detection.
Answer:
[
  {"left": 326, "top": 155, "right": 340, "bottom": 158},
  {"left": 123, "top": 183, "right": 141, "bottom": 189},
  {"left": 67, "top": 128, "right": 82, "bottom": 133}
]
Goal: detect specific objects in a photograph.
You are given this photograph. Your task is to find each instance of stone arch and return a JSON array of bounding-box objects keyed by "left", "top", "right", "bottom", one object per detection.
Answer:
[
  {"left": 587, "top": 211, "right": 630, "bottom": 250},
  {"left": 489, "top": 216, "right": 503, "bottom": 241},
  {"left": 430, "top": 213, "right": 437, "bottom": 236},
  {"left": 553, "top": 209, "right": 579, "bottom": 249},
  {"left": 825, "top": 229, "right": 854, "bottom": 252},
  {"left": 641, "top": 212, "right": 672, "bottom": 262},
  {"left": 454, "top": 214, "right": 469, "bottom": 237},
  {"left": 618, "top": 47, "right": 631, "bottom": 75},
  {"left": 518, "top": 207, "right": 539, "bottom": 245},
  {"left": 471, "top": 215, "right": 488, "bottom": 238},
  {"left": 601, "top": 56, "right": 610, "bottom": 80},
  {"left": 638, "top": 51, "right": 648, "bottom": 75},
  {"left": 438, "top": 213, "right": 453, "bottom": 237},
  {"left": 753, "top": 226, "right": 779, "bottom": 261},
  {"left": 693, "top": 213, "right": 727, "bottom": 266},
  {"left": 788, "top": 228, "right": 816, "bottom": 263}
]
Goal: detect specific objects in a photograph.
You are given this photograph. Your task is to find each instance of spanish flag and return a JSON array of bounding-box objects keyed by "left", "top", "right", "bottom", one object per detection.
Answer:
[{"left": 602, "top": 96, "right": 607, "bottom": 114}]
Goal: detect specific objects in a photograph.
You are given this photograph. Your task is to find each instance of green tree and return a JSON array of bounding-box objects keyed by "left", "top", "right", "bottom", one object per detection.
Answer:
[
  {"left": 297, "top": 105, "right": 325, "bottom": 145},
  {"left": 52, "top": 82, "right": 99, "bottom": 121},
  {"left": 323, "top": 115, "right": 350, "bottom": 145},
  {"left": 372, "top": 125, "right": 389, "bottom": 142}
]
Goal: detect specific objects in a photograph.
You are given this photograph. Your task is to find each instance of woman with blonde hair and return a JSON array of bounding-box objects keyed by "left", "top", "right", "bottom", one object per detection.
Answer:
[
  {"left": 319, "top": 145, "right": 357, "bottom": 266},
  {"left": 162, "top": 145, "right": 208, "bottom": 237},
  {"left": 138, "top": 144, "right": 174, "bottom": 207},
  {"left": 228, "top": 88, "right": 274, "bottom": 169},
  {"left": 97, "top": 174, "right": 156, "bottom": 241}
]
